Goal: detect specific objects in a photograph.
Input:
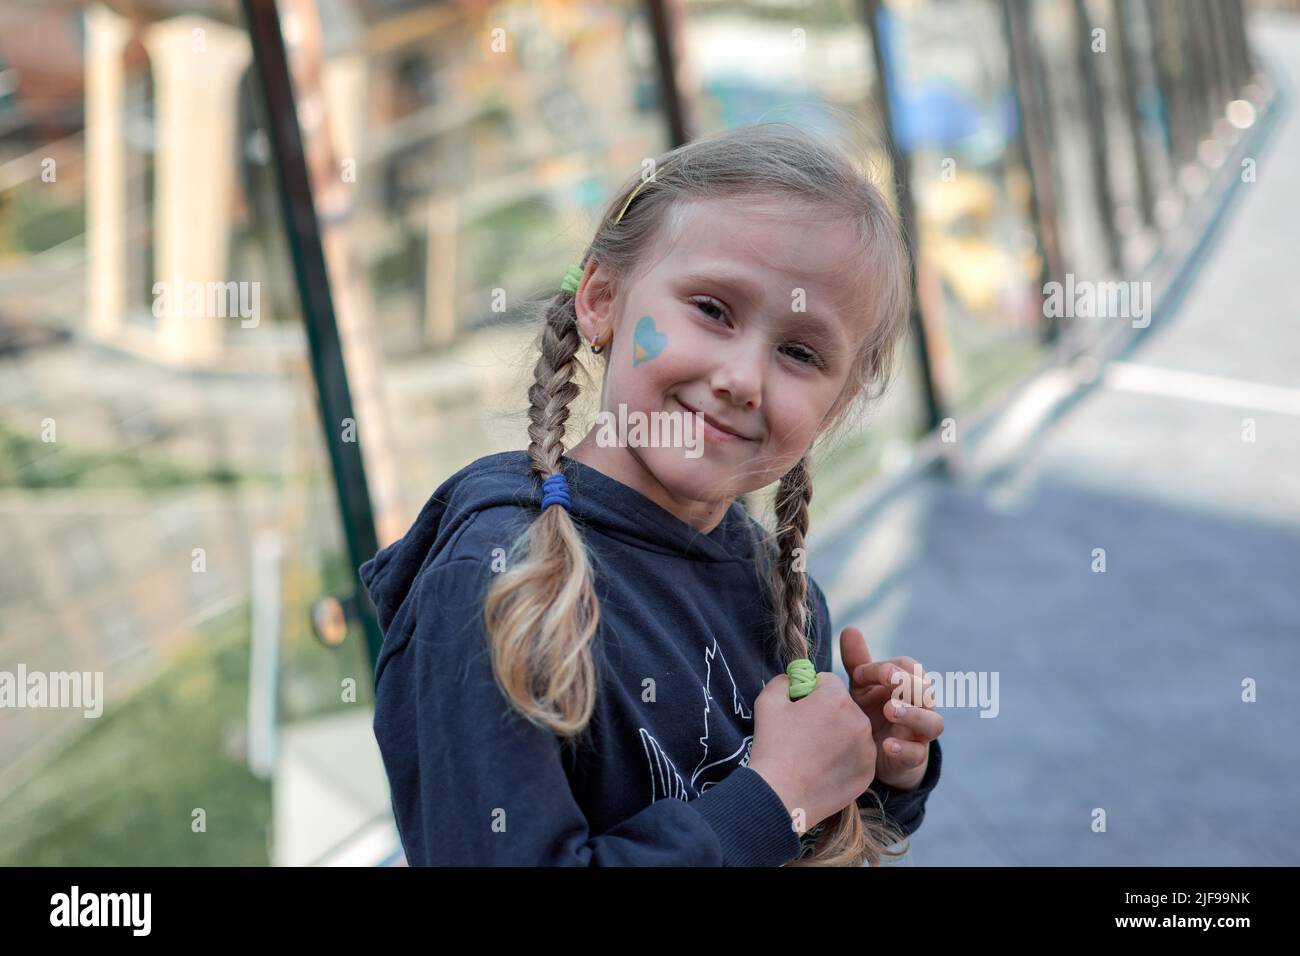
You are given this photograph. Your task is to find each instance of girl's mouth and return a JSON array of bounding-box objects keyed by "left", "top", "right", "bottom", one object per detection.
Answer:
[{"left": 675, "top": 397, "right": 755, "bottom": 443}]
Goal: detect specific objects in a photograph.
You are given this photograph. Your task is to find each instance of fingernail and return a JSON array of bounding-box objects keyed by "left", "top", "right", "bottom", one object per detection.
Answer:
[
  {"left": 889, "top": 741, "right": 902, "bottom": 754},
  {"left": 895, "top": 700, "right": 907, "bottom": 715}
]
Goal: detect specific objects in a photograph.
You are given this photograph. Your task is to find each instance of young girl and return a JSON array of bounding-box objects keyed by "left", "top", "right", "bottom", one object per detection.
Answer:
[{"left": 361, "top": 122, "right": 944, "bottom": 867}]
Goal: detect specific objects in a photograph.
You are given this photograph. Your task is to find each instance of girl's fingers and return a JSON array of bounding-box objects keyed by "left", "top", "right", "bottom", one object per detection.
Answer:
[
  {"left": 889, "top": 657, "right": 933, "bottom": 694},
  {"left": 890, "top": 656, "right": 923, "bottom": 679},
  {"left": 888, "top": 666, "right": 934, "bottom": 709},
  {"left": 880, "top": 736, "right": 929, "bottom": 767},
  {"left": 855, "top": 658, "right": 926, "bottom": 693},
  {"left": 850, "top": 660, "right": 897, "bottom": 690},
  {"left": 886, "top": 697, "right": 944, "bottom": 738},
  {"left": 854, "top": 657, "right": 938, "bottom": 711}
]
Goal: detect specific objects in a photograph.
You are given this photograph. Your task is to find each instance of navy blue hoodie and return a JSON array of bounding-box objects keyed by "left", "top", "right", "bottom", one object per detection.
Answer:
[{"left": 360, "top": 450, "right": 941, "bottom": 866}]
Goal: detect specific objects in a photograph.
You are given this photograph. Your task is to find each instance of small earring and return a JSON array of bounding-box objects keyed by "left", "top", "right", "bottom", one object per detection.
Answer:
[{"left": 589, "top": 333, "right": 605, "bottom": 355}]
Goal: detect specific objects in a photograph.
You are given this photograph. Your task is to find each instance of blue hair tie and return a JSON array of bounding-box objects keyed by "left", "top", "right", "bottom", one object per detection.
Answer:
[{"left": 540, "top": 472, "right": 572, "bottom": 512}]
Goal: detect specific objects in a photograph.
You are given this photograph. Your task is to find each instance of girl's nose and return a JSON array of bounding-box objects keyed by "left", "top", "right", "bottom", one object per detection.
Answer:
[{"left": 708, "top": 338, "right": 765, "bottom": 412}]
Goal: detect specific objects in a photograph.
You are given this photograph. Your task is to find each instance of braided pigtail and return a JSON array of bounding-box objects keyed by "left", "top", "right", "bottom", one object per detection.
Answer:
[
  {"left": 769, "top": 457, "right": 910, "bottom": 867},
  {"left": 481, "top": 272, "right": 602, "bottom": 739}
]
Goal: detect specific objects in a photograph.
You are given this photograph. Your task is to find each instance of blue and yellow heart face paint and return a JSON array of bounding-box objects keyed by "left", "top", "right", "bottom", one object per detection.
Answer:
[{"left": 632, "top": 315, "right": 667, "bottom": 367}]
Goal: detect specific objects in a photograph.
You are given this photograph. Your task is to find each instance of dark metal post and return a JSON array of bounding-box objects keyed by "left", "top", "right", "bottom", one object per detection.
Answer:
[
  {"left": 241, "top": 0, "right": 384, "bottom": 672},
  {"left": 1072, "top": 0, "right": 1121, "bottom": 273},
  {"left": 1002, "top": 0, "right": 1066, "bottom": 344},
  {"left": 1114, "top": 0, "right": 1158, "bottom": 230},
  {"left": 861, "top": 0, "right": 945, "bottom": 434},
  {"left": 645, "top": 0, "right": 691, "bottom": 146}
]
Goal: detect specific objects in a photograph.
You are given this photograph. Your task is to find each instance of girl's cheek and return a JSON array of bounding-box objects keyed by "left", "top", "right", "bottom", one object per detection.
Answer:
[
  {"left": 632, "top": 313, "right": 696, "bottom": 376},
  {"left": 768, "top": 402, "right": 820, "bottom": 450}
]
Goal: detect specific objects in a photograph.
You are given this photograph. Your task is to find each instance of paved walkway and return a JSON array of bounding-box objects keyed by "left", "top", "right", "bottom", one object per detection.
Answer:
[{"left": 812, "top": 15, "right": 1300, "bottom": 865}]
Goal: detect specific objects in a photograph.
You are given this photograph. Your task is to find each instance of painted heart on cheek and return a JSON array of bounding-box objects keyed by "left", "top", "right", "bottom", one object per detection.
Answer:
[{"left": 632, "top": 315, "right": 667, "bottom": 367}]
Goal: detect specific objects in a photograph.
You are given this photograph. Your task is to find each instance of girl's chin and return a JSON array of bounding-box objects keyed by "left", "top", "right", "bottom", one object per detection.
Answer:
[{"left": 646, "top": 450, "right": 748, "bottom": 499}]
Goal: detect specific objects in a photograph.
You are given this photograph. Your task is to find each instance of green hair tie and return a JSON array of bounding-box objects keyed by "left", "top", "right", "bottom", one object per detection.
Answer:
[
  {"left": 560, "top": 263, "right": 583, "bottom": 294},
  {"left": 787, "top": 658, "right": 817, "bottom": 700}
]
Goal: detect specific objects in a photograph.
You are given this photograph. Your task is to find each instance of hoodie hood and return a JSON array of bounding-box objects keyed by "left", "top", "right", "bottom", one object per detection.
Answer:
[{"left": 359, "top": 450, "right": 775, "bottom": 634}]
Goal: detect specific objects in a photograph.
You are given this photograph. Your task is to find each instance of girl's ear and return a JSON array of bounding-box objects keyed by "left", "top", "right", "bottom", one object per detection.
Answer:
[{"left": 575, "top": 259, "right": 618, "bottom": 342}]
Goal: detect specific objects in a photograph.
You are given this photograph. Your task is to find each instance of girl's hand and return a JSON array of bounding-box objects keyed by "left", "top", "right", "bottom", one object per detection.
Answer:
[
  {"left": 748, "top": 670, "right": 878, "bottom": 832},
  {"left": 839, "top": 626, "right": 944, "bottom": 791}
]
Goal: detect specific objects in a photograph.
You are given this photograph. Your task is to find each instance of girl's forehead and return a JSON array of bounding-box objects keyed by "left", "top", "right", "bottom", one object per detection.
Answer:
[
  {"left": 657, "top": 199, "right": 868, "bottom": 305},
  {"left": 671, "top": 192, "right": 828, "bottom": 234}
]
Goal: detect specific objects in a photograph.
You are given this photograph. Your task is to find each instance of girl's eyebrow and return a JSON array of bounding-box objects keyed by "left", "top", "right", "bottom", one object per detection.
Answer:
[{"left": 679, "top": 267, "right": 849, "bottom": 353}]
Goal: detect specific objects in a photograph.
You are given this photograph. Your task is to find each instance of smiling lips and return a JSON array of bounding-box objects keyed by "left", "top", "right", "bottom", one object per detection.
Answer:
[{"left": 676, "top": 398, "right": 755, "bottom": 442}]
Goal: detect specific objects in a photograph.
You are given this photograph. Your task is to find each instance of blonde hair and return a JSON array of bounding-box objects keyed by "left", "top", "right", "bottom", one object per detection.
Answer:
[{"left": 483, "top": 120, "right": 914, "bottom": 866}]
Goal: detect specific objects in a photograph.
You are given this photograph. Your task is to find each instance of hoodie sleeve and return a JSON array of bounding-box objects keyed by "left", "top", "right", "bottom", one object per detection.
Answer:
[
  {"left": 373, "top": 557, "right": 803, "bottom": 867},
  {"left": 805, "top": 577, "right": 941, "bottom": 839}
]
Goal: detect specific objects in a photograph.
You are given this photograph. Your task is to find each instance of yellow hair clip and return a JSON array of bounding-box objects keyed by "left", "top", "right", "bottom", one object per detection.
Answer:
[{"left": 613, "top": 165, "right": 669, "bottom": 224}]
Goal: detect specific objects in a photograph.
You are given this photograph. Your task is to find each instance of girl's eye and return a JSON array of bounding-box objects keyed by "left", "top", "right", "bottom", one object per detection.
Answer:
[
  {"left": 691, "top": 296, "right": 823, "bottom": 367},
  {"left": 783, "top": 344, "right": 822, "bottom": 367},
  {"left": 691, "top": 296, "right": 728, "bottom": 323}
]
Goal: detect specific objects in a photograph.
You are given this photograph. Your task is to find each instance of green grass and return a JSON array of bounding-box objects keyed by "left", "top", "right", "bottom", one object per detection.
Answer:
[
  {"left": 0, "top": 605, "right": 271, "bottom": 865},
  {"left": 1, "top": 186, "right": 86, "bottom": 254},
  {"left": 0, "top": 419, "right": 256, "bottom": 490},
  {"left": 948, "top": 324, "right": 1047, "bottom": 414},
  {"left": 0, "top": 556, "right": 375, "bottom": 865},
  {"left": 810, "top": 426, "right": 910, "bottom": 527}
]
